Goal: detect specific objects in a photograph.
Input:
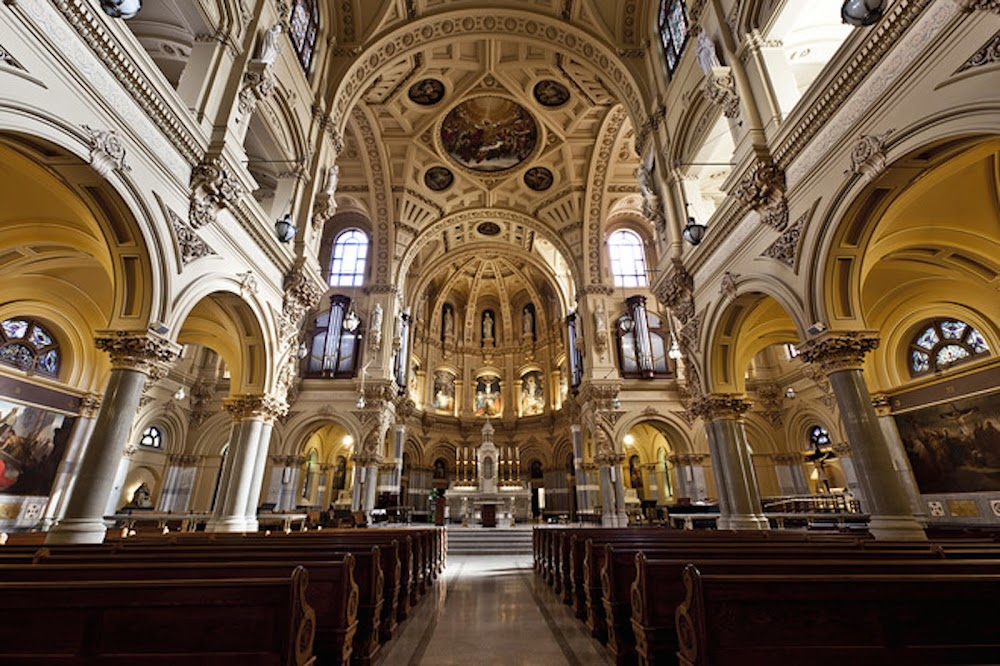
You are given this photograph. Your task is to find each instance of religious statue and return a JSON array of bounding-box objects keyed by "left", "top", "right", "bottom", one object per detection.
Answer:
[
  {"left": 127, "top": 482, "right": 152, "bottom": 509},
  {"left": 637, "top": 165, "right": 665, "bottom": 228},
  {"left": 522, "top": 307, "right": 533, "bottom": 338},
  {"left": 324, "top": 164, "right": 339, "bottom": 196},
  {"left": 443, "top": 306, "right": 454, "bottom": 337},
  {"left": 594, "top": 301, "right": 607, "bottom": 333},
  {"left": 482, "top": 311, "right": 494, "bottom": 341},
  {"left": 368, "top": 303, "right": 383, "bottom": 351},
  {"left": 258, "top": 24, "right": 282, "bottom": 66},
  {"left": 696, "top": 31, "right": 721, "bottom": 75}
]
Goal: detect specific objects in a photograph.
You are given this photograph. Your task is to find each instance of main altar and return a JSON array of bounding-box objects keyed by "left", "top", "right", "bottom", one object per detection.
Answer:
[{"left": 447, "top": 419, "right": 530, "bottom": 526}]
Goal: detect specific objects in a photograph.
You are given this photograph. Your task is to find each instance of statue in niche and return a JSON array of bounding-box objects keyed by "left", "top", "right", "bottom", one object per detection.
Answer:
[
  {"left": 521, "top": 372, "right": 545, "bottom": 416},
  {"left": 482, "top": 311, "right": 494, "bottom": 341},
  {"left": 696, "top": 31, "right": 721, "bottom": 75},
  {"left": 324, "top": 164, "right": 339, "bottom": 196},
  {"left": 368, "top": 303, "right": 383, "bottom": 351},
  {"left": 443, "top": 305, "right": 454, "bottom": 338},
  {"left": 637, "top": 165, "right": 665, "bottom": 229},
  {"left": 522, "top": 307, "right": 534, "bottom": 338},
  {"left": 259, "top": 24, "right": 282, "bottom": 66},
  {"left": 594, "top": 301, "right": 607, "bottom": 333},
  {"left": 126, "top": 482, "right": 152, "bottom": 509}
]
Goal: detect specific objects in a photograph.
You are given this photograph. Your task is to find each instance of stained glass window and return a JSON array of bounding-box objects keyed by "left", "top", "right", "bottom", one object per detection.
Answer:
[
  {"left": 139, "top": 426, "right": 163, "bottom": 449},
  {"left": 329, "top": 229, "right": 369, "bottom": 287},
  {"left": 289, "top": 0, "right": 319, "bottom": 73},
  {"left": 0, "top": 318, "right": 60, "bottom": 377},
  {"left": 658, "top": 0, "right": 691, "bottom": 75},
  {"left": 608, "top": 229, "right": 648, "bottom": 287},
  {"left": 909, "top": 318, "right": 990, "bottom": 376}
]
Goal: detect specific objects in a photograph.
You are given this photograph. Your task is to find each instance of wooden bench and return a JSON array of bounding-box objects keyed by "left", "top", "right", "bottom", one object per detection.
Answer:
[
  {"left": 0, "top": 566, "right": 316, "bottom": 665},
  {"left": 0, "top": 558, "right": 358, "bottom": 665},
  {"left": 674, "top": 564, "right": 1000, "bottom": 665}
]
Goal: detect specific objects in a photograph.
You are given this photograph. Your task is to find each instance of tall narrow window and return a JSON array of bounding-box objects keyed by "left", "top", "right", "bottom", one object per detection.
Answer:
[
  {"left": 289, "top": 0, "right": 319, "bottom": 73},
  {"left": 567, "top": 313, "right": 583, "bottom": 390},
  {"left": 909, "top": 318, "right": 989, "bottom": 376},
  {"left": 0, "top": 318, "right": 61, "bottom": 378},
  {"left": 659, "top": 0, "right": 691, "bottom": 74},
  {"left": 608, "top": 229, "right": 648, "bottom": 287},
  {"left": 328, "top": 229, "right": 369, "bottom": 287}
]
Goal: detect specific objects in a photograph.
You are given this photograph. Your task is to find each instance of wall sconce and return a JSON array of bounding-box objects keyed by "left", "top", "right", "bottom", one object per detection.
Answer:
[
  {"left": 841, "top": 0, "right": 886, "bottom": 26},
  {"left": 173, "top": 387, "right": 186, "bottom": 401},
  {"left": 297, "top": 341, "right": 309, "bottom": 359},
  {"left": 275, "top": 213, "right": 296, "bottom": 243},
  {"left": 667, "top": 333, "right": 682, "bottom": 360},
  {"left": 101, "top": 0, "right": 142, "bottom": 19},
  {"left": 343, "top": 304, "right": 361, "bottom": 333},
  {"left": 785, "top": 386, "right": 797, "bottom": 399},
  {"left": 682, "top": 205, "right": 707, "bottom": 246}
]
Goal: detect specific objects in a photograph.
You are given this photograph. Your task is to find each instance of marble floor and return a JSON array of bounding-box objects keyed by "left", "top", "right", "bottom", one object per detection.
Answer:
[{"left": 377, "top": 555, "right": 615, "bottom": 665}]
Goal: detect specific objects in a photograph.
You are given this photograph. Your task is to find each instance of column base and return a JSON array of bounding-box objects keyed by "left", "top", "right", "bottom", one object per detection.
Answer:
[
  {"left": 45, "top": 519, "right": 109, "bottom": 545},
  {"left": 205, "top": 516, "right": 251, "bottom": 533},
  {"left": 868, "top": 514, "right": 927, "bottom": 541},
  {"left": 244, "top": 519, "right": 259, "bottom": 533},
  {"left": 719, "top": 513, "right": 770, "bottom": 531},
  {"left": 601, "top": 512, "right": 628, "bottom": 527}
]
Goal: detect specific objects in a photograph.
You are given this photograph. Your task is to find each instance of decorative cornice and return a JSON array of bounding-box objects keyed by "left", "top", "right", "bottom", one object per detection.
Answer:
[
  {"left": 951, "top": 0, "right": 1000, "bottom": 12},
  {"left": 94, "top": 331, "right": 181, "bottom": 374},
  {"left": 689, "top": 394, "right": 751, "bottom": 421},
  {"left": 799, "top": 331, "right": 880, "bottom": 374}
]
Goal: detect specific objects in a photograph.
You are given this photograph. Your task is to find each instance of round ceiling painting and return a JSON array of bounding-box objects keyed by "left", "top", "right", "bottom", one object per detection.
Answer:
[{"left": 440, "top": 97, "right": 538, "bottom": 173}]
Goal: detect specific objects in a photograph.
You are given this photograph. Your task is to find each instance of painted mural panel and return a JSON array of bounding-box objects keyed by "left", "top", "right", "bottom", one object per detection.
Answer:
[
  {"left": 474, "top": 374, "right": 502, "bottom": 417},
  {"left": 433, "top": 370, "right": 456, "bottom": 414},
  {"left": 895, "top": 391, "right": 1000, "bottom": 493},
  {"left": 520, "top": 371, "right": 545, "bottom": 416},
  {"left": 0, "top": 398, "right": 74, "bottom": 496},
  {"left": 440, "top": 97, "right": 538, "bottom": 172}
]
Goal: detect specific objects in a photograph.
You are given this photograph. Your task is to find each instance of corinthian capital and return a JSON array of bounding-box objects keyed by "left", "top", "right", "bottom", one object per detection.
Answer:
[
  {"left": 689, "top": 394, "right": 751, "bottom": 421},
  {"left": 223, "top": 393, "right": 288, "bottom": 422},
  {"left": 94, "top": 331, "right": 181, "bottom": 375},
  {"left": 799, "top": 331, "right": 880, "bottom": 374}
]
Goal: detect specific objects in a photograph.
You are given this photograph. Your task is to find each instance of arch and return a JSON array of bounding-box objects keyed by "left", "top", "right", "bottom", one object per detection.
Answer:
[
  {"left": 328, "top": 10, "right": 650, "bottom": 153},
  {"left": 617, "top": 414, "right": 695, "bottom": 457},
  {"left": 706, "top": 292, "right": 801, "bottom": 394},
  {"left": 278, "top": 413, "right": 361, "bottom": 460}
]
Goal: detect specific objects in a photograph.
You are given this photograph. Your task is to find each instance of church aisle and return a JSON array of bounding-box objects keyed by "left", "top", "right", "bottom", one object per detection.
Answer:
[{"left": 377, "top": 555, "right": 614, "bottom": 665}]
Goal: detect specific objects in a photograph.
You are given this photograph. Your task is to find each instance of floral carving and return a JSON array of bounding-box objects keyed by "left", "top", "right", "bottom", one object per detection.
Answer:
[
  {"left": 957, "top": 31, "right": 1000, "bottom": 71},
  {"left": 189, "top": 157, "right": 243, "bottom": 229},
  {"left": 656, "top": 258, "right": 696, "bottom": 325},
  {"left": 223, "top": 393, "right": 288, "bottom": 422},
  {"left": 166, "top": 207, "right": 215, "bottom": 265},
  {"left": 82, "top": 125, "right": 131, "bottom": 177},
  {"left": 704, "top": 67, "right": 741, "bottom": 118},
  {"left": 847, "top": 129, "right": 893, "bottom": 180},
  {"left": 761, "top": 209, "right": 807, "bottom": 268},
  {"left": 799, "top": 332, "right": 880, "bottom": 374},
  {"left": 94, "top": 331, "right": 181, "bottom": 375},
  {"left": 689, "top": 394, "right": 752, "bottom": 421},
  {"left": 734, "top": 161, "right": 788, "bottom": 231}
]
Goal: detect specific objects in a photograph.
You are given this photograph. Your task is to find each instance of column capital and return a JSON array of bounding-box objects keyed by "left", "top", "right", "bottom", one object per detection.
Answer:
[
  {"left": 94, "top": 330, "right": 181, "bottom": 375},
  {"left": 78, "top": 394, "right": 103, "bottom": 418},
  {"left": 594, "top": 450, "right": 626, "bottom": 466},
  {"left": 168, "top": 453, "right": 201, "bottom": 466},
  {"left": 771, "top": 452, "right": 805, "bottom": 465},
  {"left": 122, "top": 444, "right": 138, "bottom": 459},
  {"left": 222, "top": 393, "right": 288, "bottom": 422},
  {"left": 689, "top": 394, "right": 752, "bottom": 421},
  {"left": 831, "top": 441, "right": 853, "bottom": 457},
  {"left": 799, "top": 331, "right": 879, "bottom": 374}
]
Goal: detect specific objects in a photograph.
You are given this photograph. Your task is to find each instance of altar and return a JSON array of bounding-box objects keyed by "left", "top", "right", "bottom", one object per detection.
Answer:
[{"left": 447, "top": 419, "right": 530, "bottom": 526}]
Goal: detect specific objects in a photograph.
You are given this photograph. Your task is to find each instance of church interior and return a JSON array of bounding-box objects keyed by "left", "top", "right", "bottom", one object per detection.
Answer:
[{"left": 0, "top": 0, "right": 999, "bottom": 662}]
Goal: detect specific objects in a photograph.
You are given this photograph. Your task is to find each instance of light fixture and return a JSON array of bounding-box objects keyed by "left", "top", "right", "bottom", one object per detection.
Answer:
[
  {"left": 101, "top": 0, "right": 142, "bottom": 19},
  {"left": 343, "top": 305, "right": 360, "bottom": 333},
  {"left": 611, "top": 396, "right": 622, "bottom": 410},
  {"left": 682, "top": 205, "right": 706, "bottom": 246},
  {"left": 623, "top": 434, "right": 635, "bottom": 446},
  {"left": 668, "top": 333, "right": 682, "bottom": 360},
  {"left": 785, "top": 386, "right": 796, "bottom": 400},
  {"left": 841, "top": 0, "right": 886, "bottom": 26},
  {"left": 619, "top": 314, "right": 635, "bottom": 333},
  {"left": 297, "top": 341, "right": 309, "bottom": 359},
  {"left": 173, "top": 387, "right": 186, "bottom": 401},
  {"left": 275, "top": 213, "right": 296, "bottom": 243},
  {"left": 356, "top": 394, "right": 366, "bottom": 409}
]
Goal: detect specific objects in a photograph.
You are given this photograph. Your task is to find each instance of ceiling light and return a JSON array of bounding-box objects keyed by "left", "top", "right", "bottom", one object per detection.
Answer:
[
  {"left": 101, "top": 0, "right": 142, "bottom": 19},
  {"left": 841, "top": 0, "right": 886, "bottom": 27}
]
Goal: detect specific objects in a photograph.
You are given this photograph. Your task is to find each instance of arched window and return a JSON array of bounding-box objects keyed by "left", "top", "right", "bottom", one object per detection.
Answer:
[
  {"left": 658, "top": 0, "right": 691, "bottom": 75},
  {"left": 909, "top": 319, "right": 989, "bottom": 377},
  {"left": 608, "top": 229, "right": 648, "bottom": 287},
  {"left": 328, "top": 229, "right": 369, "bottom": 287},
  {"left": 138, "top": 426, "right": 163, "bottom": 449},
  {"left": 808, "top": 425, "right": 830, "bottom": 450},
  {"left": 289, "top": 0, "right": 319, "bottom": 73},
  {"left": 0, "top": 318, "right": 61, "bottom": 378}
]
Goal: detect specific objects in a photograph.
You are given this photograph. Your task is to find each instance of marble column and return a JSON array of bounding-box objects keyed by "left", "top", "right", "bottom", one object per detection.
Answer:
[
  {"left": 772, "top": 452, "right": 810, "bottom": 495},
  {"left": 596, "top": 451, "right": 627, "bottom": 527},
  {"left": 691, "top": 395, "right": 769, "bottom": 530},
  {"left": 830, "top": 442, "right": 865, "bottom": 503},
  {"left": 159, "top": 454, "right": 199, "bottom": 513},
  {"left": 364, "top": 462, "right": 380, "bottom": 516},
  {"left": 104, "top": 444, "right": 138, "bottom": 517},
  {"left": 351, "top": 463, "right": 365, "bottom": 511},
  {"left": 206, "top": 394, "right": 281, "bottom": 533},
  {"left": 800, "top": 332, "right": 926, "bottom": 541},
  {"left": 643, "top": 463, "right": 660, "bottom": 502},
  {"left": 40, "top": 395, "right": 101, "bottom": 530},
  {"left": 48, "top": 331, "right": 179, "bottom": 545},
  {"left": 245, "top": 410, "right": 283, "bottom": 531},
  {"left": 275, "top": 455, "right": 304, "bottom": 511},
  {"left": 872, "top": 394, "right": 927, "bottom": 524}
]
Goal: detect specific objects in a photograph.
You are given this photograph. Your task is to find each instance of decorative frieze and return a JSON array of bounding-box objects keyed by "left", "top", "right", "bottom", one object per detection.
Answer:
[
  {"left": 799, "top": 331, "right": 880, "bottom": 374},
  {"left": 94, "top": 331, "right": 181, "bottom": 375},
  {"left": 81, "top": 125, "right": 131, "bottom": 178},
  {"left": 189, "top": 157, "right": 243, "bottom": 229}
]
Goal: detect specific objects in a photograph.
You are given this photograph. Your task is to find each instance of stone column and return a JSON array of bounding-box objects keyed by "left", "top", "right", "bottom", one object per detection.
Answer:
[
  {"left": 278, "top": 455, "right": 305, "bottom": 511},
  {"left": 596, "top": 447, "right": 627, "bottom": 527},
  {"left": 41, "top": 395, "right": 101, "bottom": 529},
  {"left": 642, "top": 463, "right": 660, "bottom": 502},
  {"left": 244, "top": 409, "right": 282, "bottom": 531},
  {"left": 772, "top": 452, "right": 810, "bottom": 495},
  {"left": 103, "top": 445, "right": 138, "bottom": 517},
  {"left": 160, "top": 454, "right": 200, "bottom": 513},
  {"left": 800, "top": 333, "right": 926, "bottom": 541},
  {"left": 364, "top": 462, "right": 380, "bottom": 516},
  {"left": 872, "top": 394, "right": 926, "bottom": 524},
  {"left": 206, "top": 394, "right": 279, "bottom": 533},
  {"left": 691, "top": 396, "right": 769, "bottom": 530},
  {"left": 48, "top": 331, "right": 179, "bottom": 545}
]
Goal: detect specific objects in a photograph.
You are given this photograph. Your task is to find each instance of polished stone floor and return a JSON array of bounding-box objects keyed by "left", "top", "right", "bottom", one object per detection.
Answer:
[{"left": 377, "top": 555, "right": 614, "bottom": 665}]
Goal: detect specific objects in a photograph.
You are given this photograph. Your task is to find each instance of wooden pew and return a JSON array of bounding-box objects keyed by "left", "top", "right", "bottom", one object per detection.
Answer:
[
  {"left": 674, "top": 564, "right": 1000, "bottom": 666},
  {"left": 0, "top": 558, "right": 358, "bottom": 665},
  {"left": 0, "top": 566, "right": 316, "bottom": 665},
  {"left": 632, "top": 555, "right": 1000, "bottom": 666}
]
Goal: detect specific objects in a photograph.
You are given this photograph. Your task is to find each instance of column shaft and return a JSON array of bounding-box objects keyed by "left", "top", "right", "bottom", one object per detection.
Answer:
[{"left": 206, "top": 417, "right": 263, "bottom": 532}]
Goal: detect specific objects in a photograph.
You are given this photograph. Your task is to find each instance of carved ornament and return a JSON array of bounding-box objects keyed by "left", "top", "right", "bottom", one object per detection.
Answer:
[
  {"left": 846, "top": 129, "right": 893, "bottom": 180},
  {"left": 166, "top": 207, "right": 216, "bottom": 265},
  {"left": 689, "top": 394, "right": 751, "bottom": 421},
  {"left": 223, "top": 393, "right": 288, "bottom": 422},
  {"left": 957, "top": 31, "right": 1000, "bottom": 71},
  {"left": 189, "top": 157, "right": 244, "bottom": 229},
  {"left": 81, "top": 125, "right": 131, "bottom": 177},
  {"left": 799, "top": 332, "right": 880, "bottom": 374},
  {"left": 734, "top": 161, "right": 788, "bottom": 231},
  {"left": 704, "top": 67, "right": 741, "bottom": 118},
  {"left": 94, "top": 331, "right": 181, "bottom": 375},
  {"left": 78, "top": 394, "right": 103, "bottom": 418}
]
